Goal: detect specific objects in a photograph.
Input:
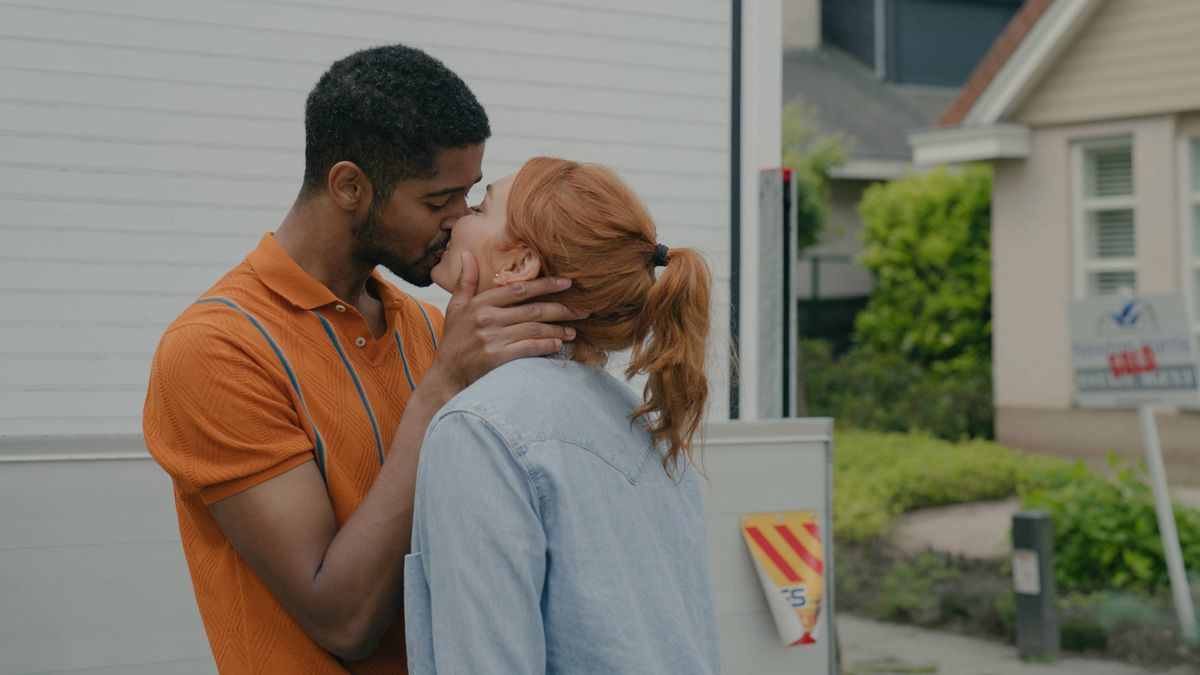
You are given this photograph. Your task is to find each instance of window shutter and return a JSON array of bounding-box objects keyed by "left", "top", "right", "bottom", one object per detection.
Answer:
[
  {"left": 1089, "top": 270, "right": 1137, "bottom": 297},
  {"left": 1088, "top": 209, "right": 1135, "bottom": 259},
  {"left": 1086, "top": 146, "right": 1133, "bottom": 197}
]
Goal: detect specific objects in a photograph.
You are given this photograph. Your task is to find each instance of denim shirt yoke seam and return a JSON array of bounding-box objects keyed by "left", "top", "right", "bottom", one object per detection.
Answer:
[
  {"left": 438, "top": 405, "right": 549, "bottom": 506},
  {"left": 521, "top": 437, "right": 656, "bottom": 485},
  {"left": 447, "top": 394, "right": 658, "bottom": 485}
]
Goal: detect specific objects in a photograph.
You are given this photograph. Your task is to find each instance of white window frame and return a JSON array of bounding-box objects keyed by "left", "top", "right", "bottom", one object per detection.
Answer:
[
  {"left": 1072, "top": 137, "right": 1137, "bottom": 300},
  {"left": 1180, "top": 136, "right": 1200, "bottom": 333}
]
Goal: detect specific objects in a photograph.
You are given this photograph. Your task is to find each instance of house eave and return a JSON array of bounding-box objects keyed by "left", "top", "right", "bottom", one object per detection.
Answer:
[
  {"left": 909, "top": 124, "right": 1031, "bottom": 166},
  {"left": 828, "top": 157, "right": 910, "bottom": 181},
  {"left": 964, "top": 0, "right": 1104, "bottom": 126}
]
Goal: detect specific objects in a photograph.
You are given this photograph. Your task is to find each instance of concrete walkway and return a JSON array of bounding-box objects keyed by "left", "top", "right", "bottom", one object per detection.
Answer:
[
  {"left": 890, "top": 498, "right": 1021, "bottom": 559},
  {"left": 886, "top": 486, "right": 1200, "bottom": 561},
  {"left": 837, "top": 614, "right": 1195, "bottom": 675}
]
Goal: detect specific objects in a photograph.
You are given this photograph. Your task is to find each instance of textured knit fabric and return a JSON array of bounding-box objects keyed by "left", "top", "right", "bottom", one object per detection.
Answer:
[
  {"left": 404, "top": 357, "right": 720, "bottom": 674},
  {"left": 144, "top": 233, "right": 443, "bottom": 675}
]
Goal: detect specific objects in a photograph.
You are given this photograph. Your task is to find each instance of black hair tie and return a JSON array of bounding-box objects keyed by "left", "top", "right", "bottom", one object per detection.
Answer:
[{"left": 652, "top": 243, "right": 670, "bottom": 267}]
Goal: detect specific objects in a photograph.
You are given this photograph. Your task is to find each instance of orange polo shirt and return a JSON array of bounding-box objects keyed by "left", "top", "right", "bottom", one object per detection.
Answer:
[{"left": 144, "top": 233, "right": 443, "bottom": 674}]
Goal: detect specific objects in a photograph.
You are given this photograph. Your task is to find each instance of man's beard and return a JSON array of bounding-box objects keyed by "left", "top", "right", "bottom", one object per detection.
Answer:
[{"left": 351, "top": 201, "right": 446, "bottom": 287}]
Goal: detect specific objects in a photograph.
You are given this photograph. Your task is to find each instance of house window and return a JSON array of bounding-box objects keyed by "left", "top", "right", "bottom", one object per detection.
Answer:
[{"left": 1076, "top": 140, "right": 1136, "bottom": 297}]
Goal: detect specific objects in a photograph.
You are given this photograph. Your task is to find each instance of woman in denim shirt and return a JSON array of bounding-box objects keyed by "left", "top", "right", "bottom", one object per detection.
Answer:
[{"left": 404, "top": 157, "right": 719, "bottom": 674}]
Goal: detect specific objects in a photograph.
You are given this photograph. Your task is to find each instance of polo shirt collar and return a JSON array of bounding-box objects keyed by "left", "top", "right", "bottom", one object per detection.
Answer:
[
  {"left": 371, "top": 271, "right": 409, "bottom": 312},
  {"left": 247, "top": 233, "right": 409, "bottom": 312}
]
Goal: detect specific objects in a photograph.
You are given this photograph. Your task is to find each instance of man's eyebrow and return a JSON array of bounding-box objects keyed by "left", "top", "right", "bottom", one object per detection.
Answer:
[{"left": 422, "top": 175, "right": 483, "bottom": 198}]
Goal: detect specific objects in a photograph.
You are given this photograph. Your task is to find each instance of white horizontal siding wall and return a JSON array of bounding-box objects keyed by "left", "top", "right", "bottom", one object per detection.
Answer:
[{"left": 0, "top": 0, "right": 733, "bottom": 436}]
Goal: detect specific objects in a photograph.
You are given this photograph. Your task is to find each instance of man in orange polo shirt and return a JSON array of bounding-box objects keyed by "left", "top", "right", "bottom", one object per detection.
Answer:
[{"left": 143, "top": 45, "right": 580, "bottom": 674}]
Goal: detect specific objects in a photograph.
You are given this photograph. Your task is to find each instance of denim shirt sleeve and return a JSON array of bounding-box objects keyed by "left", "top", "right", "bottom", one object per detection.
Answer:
[{"left": 412, "top": 409, "right": 547, "bottom": 674}]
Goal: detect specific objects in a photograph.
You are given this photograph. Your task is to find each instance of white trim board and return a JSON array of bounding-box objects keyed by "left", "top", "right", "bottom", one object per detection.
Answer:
[
  {"left": 0, "top": 433, "right": 148, "bottom": 462},
  {"left": 828, "top": 158, "right": 909, "bottom": 181},
  {"left": 910, "top": 124, "right": 1031, "bottom": 166}
]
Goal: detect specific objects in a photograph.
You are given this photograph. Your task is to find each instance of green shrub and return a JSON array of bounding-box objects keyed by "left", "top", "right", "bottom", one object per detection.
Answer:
[
  {"left": 1056, "top": 592, "right": 1176, "bottom": 657},
  {"left": 855, "top": 165, "right": 992, "bottom": 366},
  {"left": 781, "top": 98, "right": 846, "bottom": 252},
  {"left": 875, "top": 552, "right": 956, "bottom": 625},
  {"left": 808, "top": 165, "right": 995, "bottom": 440},
  {"left": 833, "top": 430, "right": 1064, "bottom": 542},
  {"left": 837, "top": 544, "right": 1016, "bottom": 641},
  {"left": 803, "top": 340, "right": 992, "bottom": 440},
  {"left": 994, "top": 589, "right": 1016, "bottom": 635},
  {"left": 1021, "top": 457, "right": 1200, "bottom": 595}
]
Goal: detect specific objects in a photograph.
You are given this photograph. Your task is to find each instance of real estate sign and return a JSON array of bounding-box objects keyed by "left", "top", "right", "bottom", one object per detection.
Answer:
[{"left": 1068, "top": 292, "right": 1200, "bottom": 408}]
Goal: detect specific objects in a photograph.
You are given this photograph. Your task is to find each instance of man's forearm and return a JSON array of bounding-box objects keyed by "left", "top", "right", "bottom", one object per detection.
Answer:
[{"left": 303, "top": 375, "right": 455, "bottom": 658}]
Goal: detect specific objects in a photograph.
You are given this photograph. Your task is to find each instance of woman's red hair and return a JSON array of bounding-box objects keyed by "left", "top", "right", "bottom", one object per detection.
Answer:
[{"left": 506, "top": 157, "right": 711, "bottom": 470}]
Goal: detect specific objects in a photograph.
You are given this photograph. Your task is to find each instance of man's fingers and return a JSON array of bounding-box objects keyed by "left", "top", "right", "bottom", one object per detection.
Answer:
[
  {"left": 501, "top": 338, "right": 565, "bottom": 361},
  {"left": 488, "top": 301, "right": 588, "bottom": 327},
  {"left": 452, "top": 251, "right": 480, "bottom": 304},
  {"left": 477, "top": 275, "right": 572, "bottom": 307},
  {"left": 495, "top": 321, "right": 578, "bottom": 344}
]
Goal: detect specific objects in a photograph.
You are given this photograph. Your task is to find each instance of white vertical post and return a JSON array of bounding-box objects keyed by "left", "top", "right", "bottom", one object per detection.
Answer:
[
  {"left": 1138, "top": 404, "right": 1198, "bottom": 642},
  {"left": 737, "top": 0, "right": 783, "bottom": 420}
]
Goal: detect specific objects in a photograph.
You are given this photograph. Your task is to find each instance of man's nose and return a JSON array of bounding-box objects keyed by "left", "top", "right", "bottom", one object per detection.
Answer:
[{"left": 444, "top": 197, "right": 471, "bottom": 225}]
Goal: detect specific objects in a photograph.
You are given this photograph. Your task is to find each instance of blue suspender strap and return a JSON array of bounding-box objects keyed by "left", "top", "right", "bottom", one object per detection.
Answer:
[
  {"left": 392, "top": 330, "right": 417, "bottom": 392},
  {"left": 402, "top": 292, "right": 439, "bottom": 349},
  {"left": 195, "top": 297, "right": 328, "bottom": 482},
  {"left": 311, "top": 311, "right": 386, "bottom": 466}
]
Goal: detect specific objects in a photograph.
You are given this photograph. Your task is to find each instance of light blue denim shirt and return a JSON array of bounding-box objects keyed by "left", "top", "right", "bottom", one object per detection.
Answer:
[{"left": 404, "top": 356, "right": 720, "bottom": 674}]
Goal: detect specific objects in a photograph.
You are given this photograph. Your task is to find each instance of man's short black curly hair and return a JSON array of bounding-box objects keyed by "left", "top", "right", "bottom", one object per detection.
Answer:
[{"left": 300, "top": 44, "right": 490, "bottom": 200}]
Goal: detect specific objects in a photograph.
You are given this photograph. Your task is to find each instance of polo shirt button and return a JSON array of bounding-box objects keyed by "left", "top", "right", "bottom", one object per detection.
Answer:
[
  {"left": 354, "top": 337, "right": 367, "bottom": 347},
  {"left": 335, "top": 304, "right": 347, "bottom": 313}
]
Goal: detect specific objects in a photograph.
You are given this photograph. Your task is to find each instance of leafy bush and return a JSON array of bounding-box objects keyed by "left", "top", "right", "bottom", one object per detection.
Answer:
[
  {"left": 833, "top": 430, "right": 1063, "bottom": 542},
  {"left": 1021, "top": 456, "right": 1200, "bottom": 595},
  {"left": 803, "top": 339, "right": 992, "bottom": 440},
  {"left": 1057, "top": 591, "right": 1180, "bottom": 661},
  {"left": 807, "top": 166, "right": 995, "bottom": 439},
  {"left": 855, "top": 165, "right": 992, "bottom": 365},
  {"left": 875, "top": 552, "right": 957, "bottom": 625},
  {"left": 837, "top": 544, "right": 1021, "bottom": 641},
  {"left": 781, "top": 98, "right": 846, "bottom": 252}
]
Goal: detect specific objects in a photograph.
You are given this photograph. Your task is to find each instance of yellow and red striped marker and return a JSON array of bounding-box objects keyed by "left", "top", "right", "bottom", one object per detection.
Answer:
[{"left": 739, "top": 511, "right": 824, "bottom": 646}]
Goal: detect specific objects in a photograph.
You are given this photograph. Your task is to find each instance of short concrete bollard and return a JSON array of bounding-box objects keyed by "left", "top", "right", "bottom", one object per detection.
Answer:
[{"left": 1012, "top": 511, "right": 1059, "bottom": 661}]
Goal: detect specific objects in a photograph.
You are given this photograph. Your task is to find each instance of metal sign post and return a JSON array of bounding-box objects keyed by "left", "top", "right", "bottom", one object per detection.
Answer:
[
  {"left": 1138, "top": 404, "right": 1198, "bottom": 641},
  {"left": 1068, "top": 292, "right": 1200, "bottom": 642}
]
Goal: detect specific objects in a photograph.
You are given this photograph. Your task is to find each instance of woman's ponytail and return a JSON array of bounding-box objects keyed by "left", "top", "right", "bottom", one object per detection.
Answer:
[
  {"left": 627, "top": 247, "right": 711, "bottom": 471},
  {"left": 506, "top": 157, "right": 713, "bottom": 473}
]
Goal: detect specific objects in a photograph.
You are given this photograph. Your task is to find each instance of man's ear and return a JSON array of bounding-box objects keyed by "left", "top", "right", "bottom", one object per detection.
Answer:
[
  {"left": 327, "top": 161, "right": 372, "bottom": 214},
  {"left": 494, "top": 245, "right": 542, "bottom": 286}
]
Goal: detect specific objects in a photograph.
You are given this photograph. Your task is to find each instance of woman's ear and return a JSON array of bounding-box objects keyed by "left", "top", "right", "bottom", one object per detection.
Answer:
[{"left": 494, "top": 245, "right": 542, "bottom": 286}]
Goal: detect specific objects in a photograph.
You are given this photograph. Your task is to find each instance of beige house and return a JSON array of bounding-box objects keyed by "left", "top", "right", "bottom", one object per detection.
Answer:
[{"left": 911, "top": 0, "right": 1200, "bottom": 477}]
